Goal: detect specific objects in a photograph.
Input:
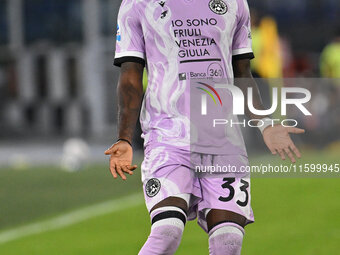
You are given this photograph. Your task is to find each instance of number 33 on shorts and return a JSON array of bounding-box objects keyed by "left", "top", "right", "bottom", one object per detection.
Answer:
[{"left": 218, "top": 178, "right": 250, "bottom": 207}]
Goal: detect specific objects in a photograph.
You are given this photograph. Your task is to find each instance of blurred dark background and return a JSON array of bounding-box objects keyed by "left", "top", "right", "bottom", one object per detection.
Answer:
[
  {"left": 0, "top": 3, "right": 339, "bottom": 254},
  {"left": 0, "top": 0, "right": 339, "bottom": 164}
]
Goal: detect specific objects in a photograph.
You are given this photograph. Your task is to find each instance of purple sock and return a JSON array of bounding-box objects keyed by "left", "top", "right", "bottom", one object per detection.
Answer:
[
  {"left": 208, "top": 223, "right": 244, "bottom": 255},
  {"left": 138, "top": 206, "right": 186, "bottom": 255}
]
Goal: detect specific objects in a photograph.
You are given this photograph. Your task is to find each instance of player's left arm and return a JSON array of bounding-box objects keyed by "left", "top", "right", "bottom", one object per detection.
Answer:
[{"left": 232, "top": 58, "right": 304, "bottom": 163}]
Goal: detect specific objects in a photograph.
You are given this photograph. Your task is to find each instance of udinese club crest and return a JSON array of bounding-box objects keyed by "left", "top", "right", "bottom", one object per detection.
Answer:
[
  {"left": 145, "top": 178, "right": 161, "bottom": 197},
  {"left": 209, "top": 0, "right": 228, "bottom": 15}
]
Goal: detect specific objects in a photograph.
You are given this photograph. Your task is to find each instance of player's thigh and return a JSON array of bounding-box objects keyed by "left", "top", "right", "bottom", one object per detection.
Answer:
[
  {"left": 206, "top": 209, "right": 247, "bottom": 230},
  {"left": 199, "top": 175, "right": 253, "bottom": 231},
  {"left": 150, "top": 196, "right": 188, "bottom": 214},
  {"left": 142, "top": 147, "right": 194, "bottom": 214}
]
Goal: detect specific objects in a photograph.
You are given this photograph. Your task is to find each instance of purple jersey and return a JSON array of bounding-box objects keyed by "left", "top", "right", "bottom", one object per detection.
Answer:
[{"left": 114, "top": 0, "right": 253, "bottom": 155}]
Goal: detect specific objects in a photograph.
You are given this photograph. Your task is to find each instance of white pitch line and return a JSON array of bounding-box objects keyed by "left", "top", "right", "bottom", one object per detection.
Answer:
[{"left": 0, "top": 193, "right": 143, "bottom": 245}]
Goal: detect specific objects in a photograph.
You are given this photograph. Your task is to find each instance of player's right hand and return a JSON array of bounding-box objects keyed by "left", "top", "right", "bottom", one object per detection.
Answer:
[{"left": 104, "top": 140, "right": 137, "bottom": 180}]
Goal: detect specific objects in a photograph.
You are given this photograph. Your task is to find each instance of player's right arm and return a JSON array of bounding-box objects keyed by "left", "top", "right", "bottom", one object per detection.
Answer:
[
  {"left": 105, "top": 62, "right": 144, "bottom": 180},
  {"left": 105, "top": 0, "right": 146, "bottom": 180}
]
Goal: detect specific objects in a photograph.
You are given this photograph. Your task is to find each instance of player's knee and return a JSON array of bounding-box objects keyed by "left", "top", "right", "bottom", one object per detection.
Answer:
[
  {"left": 150, "top": 206, "right": 186, "bottom": 252},
  {"left": 139, "top": 206, "right": 187, "bottom": 255},
  {"left": 208, "top": 223, "right": 244, "bottom": 255},
  {"left": 149, "top": 223, "right": 183, "bottom": 254}
]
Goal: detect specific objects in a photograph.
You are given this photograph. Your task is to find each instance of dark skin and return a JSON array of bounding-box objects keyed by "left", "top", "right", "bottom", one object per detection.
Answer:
[
  {"left": 105, "top": 59, "right": 304, "bottom": 230},
  {"left": 104, "top": 62, "right": 144, "bottom": 180},
  {"left": 232, "top": 58, "right": 266, "bottom": 120},
  {"left": 116, "top": 62, "right": 144, "bottom": 143}
]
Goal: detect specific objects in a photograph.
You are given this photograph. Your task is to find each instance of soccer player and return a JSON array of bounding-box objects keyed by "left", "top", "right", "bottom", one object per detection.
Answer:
[{"left": 106, "top": 0, "right": 305, "bottom": 254}]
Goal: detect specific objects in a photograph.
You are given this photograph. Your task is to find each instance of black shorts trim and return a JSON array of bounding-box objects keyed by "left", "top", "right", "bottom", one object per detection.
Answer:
[
  {"left": 232, "top": 52, "right": 255, "bottom": 61},
  {"left": 208, "top": 220, "right": 244, "bottom": 233},
  {"left": 151, "top": 211, "right": 187, "bottom": 225},
  {"left": 113, "top": 56, "right": 145, "bottom": 67}
]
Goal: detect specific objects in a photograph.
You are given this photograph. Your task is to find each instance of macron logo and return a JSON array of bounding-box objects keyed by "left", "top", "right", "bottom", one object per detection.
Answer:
[{"left": 116, "top": 24, "right": 121, "bottom": 42}]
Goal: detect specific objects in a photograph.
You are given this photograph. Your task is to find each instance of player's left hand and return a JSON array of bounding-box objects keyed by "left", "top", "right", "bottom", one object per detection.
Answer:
[{"left": 262, "top": 125, "right": 305, "bottom": 163}]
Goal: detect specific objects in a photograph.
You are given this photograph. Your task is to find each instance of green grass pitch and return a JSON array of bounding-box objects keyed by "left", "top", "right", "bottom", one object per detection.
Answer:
[{"left": 0, "top": 150, "right": 339, "bottom": 254}]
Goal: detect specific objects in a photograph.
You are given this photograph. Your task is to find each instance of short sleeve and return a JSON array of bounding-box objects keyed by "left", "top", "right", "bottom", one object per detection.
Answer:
[
  {"left": 114, "top": 0, "right": 146, "bottom": 67},
  {"left": 232, "top": 0, "right": 254, "bottom": 60}
]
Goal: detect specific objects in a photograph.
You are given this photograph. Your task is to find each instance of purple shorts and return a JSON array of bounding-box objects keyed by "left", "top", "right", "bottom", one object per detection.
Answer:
[{"left": 141, "top": 145, "right": 254, "bottom": 232}]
